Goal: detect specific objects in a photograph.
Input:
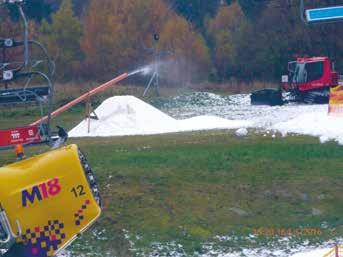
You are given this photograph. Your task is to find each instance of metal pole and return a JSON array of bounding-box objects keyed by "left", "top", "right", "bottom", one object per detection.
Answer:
[
  {"left": 154, "top": 39, "right": 160, "bottom": 96},
  {"left": 299, "top": 0, "right": 307, "bottom": 24},
  {"left": 334, "top": 0, "right": 337, "bottom": 62},
  {"left": 18, "top": 4, "right": 29, "bottom": 67},
  {"left": 143, "top": 72, "right": 157, "bottom": 97},
  {"left": 143, "top": 33, "right": 162, "bottom": 97},
  {"left": 2, "top": 47, "right": 7, "bottom": 89},
  {"left": 86, "top": 96, "right": 91, "bottom": 134},
  {"left": 46, "top": 76, "right": 54, "bottom": 146}
]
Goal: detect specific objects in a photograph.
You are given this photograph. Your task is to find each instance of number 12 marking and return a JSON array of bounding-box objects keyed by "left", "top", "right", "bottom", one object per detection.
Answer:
[{"left": 71, "top": 185, "right": 86, "bottom": 197}]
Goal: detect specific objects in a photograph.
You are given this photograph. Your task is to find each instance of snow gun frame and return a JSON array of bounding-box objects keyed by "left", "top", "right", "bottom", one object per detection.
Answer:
[{"left": 0, "top": 145, "right": 102, "bottom": 257}]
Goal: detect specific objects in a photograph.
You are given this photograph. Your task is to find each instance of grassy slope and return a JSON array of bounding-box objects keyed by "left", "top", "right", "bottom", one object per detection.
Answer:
[
  {"left": 1, "top": 132, "right": 341, "bottom": 255},
  {"left": 77, "top": 133, "right": 343, "bottom": 255}
]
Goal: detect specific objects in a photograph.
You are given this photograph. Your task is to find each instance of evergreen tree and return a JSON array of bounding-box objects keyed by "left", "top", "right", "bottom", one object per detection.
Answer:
[
  {"left": 25, "top": 0, "right": 52, "bottom": 21},
  {"left": 39, "top": 0, "right": 83, "bottom": 79},
  {"left": 237, "top": 0, "right": 266, "bottom": 19},
  {"left": 5, "top": 0, "right": 52, "bottom": 22},
  {"left": 207, "top": 2, "right": 249, "bottom": 79},
  {"left": 166, "top": 0, "right": 221, "bottom": 29}
]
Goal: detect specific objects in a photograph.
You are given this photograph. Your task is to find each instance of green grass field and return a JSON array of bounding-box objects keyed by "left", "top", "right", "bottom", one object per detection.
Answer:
[{"left": 0, "top": 129, "right": 342, "bottom": 256}]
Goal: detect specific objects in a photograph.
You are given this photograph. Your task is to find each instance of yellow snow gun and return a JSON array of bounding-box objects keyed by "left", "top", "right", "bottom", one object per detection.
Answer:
[{"left": 0, "top": 144, "right": 101, "bottom": 257}]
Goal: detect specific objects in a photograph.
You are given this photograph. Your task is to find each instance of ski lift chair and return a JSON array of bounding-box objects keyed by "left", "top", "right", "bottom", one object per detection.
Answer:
[{"left": 0, "top": 1, "right": 57, "bottom": 148}]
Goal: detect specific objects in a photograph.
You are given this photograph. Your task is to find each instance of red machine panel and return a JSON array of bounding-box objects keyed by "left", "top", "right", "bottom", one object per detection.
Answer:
[{"left": 0, "top": 126, "right": 41, "bottom": 148}]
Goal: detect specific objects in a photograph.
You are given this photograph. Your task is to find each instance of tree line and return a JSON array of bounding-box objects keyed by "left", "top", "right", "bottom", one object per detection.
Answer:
[{"left": 1, "top": 0, "right": 343, "bottom": 86}]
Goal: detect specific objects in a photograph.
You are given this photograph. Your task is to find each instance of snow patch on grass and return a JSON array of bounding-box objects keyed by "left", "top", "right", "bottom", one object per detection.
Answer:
[
  {"left": 235, "top": 128, "right": 248, "bottom": 137},
  {"left": 100, "top": 229, "right": 342, "bottom": 257},
  {"left": 271, "top": 112, "right": 343, "bottom": 144}
]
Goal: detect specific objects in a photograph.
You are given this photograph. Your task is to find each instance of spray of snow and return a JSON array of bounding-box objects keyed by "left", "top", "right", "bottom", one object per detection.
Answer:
[
  {"left": 69, "top": 96, "right": 251, "bottom": 137},
  {"left": 128, "top": 66, "right": 153, "bottom": 76}
]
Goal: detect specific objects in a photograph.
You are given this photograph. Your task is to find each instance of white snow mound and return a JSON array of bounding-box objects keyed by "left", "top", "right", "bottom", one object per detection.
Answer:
[
  {"left": 69, "top": 96, "right": 251, "bottom": 137},
  {"left": 272, "top": 112, "right": 343, "bottom": 144}
]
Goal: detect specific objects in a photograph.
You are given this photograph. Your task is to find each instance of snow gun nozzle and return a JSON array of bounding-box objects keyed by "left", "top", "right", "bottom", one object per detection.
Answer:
[{"left": 128, "top": 66, "right": 153, "bottom": 77}]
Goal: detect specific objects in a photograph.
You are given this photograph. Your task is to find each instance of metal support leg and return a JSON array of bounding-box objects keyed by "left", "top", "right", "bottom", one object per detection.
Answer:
[{"left": 143, "top": 72, "right": 157, "bottom": 97}]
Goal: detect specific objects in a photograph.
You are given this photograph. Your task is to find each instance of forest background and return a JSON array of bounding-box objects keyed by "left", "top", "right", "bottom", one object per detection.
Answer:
[{"left": 0, "top": 0, "right": 342, "bottom": 90}]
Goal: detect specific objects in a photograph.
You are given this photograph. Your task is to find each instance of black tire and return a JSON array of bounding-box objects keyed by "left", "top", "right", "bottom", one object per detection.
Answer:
[
  {"left": 2, "top": 243, "right": 25, "bottom": 257},
  {"left": 302, "top": 89, "right": 330, "bottom": 104},
  {"left": 250, "top": 89, "right": 283, "bottom": 106}
]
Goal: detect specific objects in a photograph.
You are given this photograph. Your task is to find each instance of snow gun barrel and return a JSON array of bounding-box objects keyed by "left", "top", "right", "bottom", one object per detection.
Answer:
[{"left": 31, "top": 72, "right": 129, "bottom": 126}]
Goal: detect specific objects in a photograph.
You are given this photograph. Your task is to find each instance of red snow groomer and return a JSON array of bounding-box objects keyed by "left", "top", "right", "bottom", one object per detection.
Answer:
[{"left": 251, "top": 56, "right": 340, "bottom": 106}]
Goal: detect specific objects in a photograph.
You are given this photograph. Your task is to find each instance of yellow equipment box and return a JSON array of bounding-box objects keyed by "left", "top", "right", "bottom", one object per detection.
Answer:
[
  {"left": 0, "top": 144, "right": 101, "bottom": 257},
  {"left": 329, "top": 84, "right": 343, "bottom": 116}
]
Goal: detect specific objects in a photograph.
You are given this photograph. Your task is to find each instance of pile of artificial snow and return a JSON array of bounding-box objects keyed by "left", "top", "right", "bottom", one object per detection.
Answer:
[
  {"left": 68, "top": 96, "right": 251, "bottom": 137},
  {"left": 271, "top": 112, "right": 343, "bottom": 144}
]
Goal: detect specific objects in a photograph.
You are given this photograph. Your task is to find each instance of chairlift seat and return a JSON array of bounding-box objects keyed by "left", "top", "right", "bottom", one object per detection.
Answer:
[{"left": 0, "top": 86, "right": 49, "bottom": 104}]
